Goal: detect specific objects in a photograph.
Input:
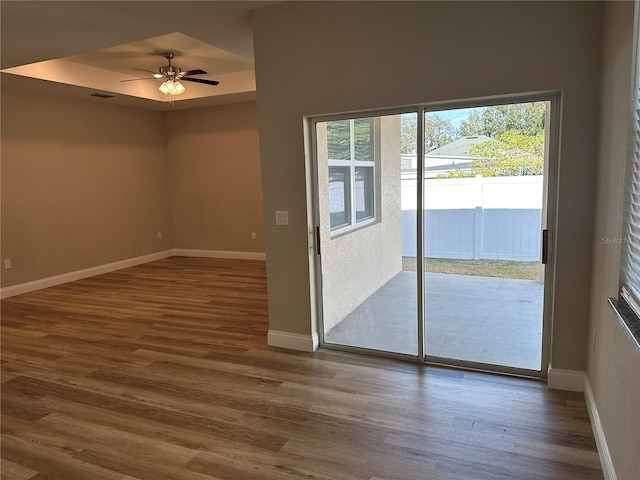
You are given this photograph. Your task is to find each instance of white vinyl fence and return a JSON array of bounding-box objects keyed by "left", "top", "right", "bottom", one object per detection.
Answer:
[{"left": 401, "top": 175, "right": 543, "bottom": 262}]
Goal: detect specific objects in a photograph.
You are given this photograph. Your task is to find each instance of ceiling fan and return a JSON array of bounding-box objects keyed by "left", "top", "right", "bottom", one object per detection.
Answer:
[{"left": 121, "top": 52, "right": 219, "bottom": 96}]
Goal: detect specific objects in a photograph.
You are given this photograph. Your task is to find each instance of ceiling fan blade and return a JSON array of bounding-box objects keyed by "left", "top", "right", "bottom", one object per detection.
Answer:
[
  {"left": 181, "top": 69, "right": 207, "bottom": 76},
  {"left": 181, "top": 77, "right": 219, "bottom": 86},
  {"left": 120, "top": 77, "right": 157, "bottom": 82},
  {"left": 133, "top": 68, "right": 159, "bottom": 75}
]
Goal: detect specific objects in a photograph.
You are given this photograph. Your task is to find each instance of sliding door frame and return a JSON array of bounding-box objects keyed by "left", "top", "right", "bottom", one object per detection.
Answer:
[
  {"left": 307, "top": 91, "right": 561, "bottom": 379},
  {"left": 309, "top": 105, "right": 422, "bottom": 363}
]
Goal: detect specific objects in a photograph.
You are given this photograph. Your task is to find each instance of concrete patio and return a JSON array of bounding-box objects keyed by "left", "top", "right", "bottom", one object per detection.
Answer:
[{"left": 324, "top": 271, "right": 544, "bottom": 371}]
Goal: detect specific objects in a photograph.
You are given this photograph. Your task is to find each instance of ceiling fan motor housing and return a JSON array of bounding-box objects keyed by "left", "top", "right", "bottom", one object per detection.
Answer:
[
  {"left": 160, "top": 52, "right": 180, "bottom": 80},
  {"left": 120, "top": 51, "right": 219, "bottom": 89},
  {"left": 159, "top": 65, "right": 181, "bottom": 79}
]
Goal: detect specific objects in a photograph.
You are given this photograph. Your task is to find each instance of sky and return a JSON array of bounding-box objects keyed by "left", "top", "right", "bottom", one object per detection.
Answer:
[{"left": 428, "top": 107, "right": 480, "bottom": 129}]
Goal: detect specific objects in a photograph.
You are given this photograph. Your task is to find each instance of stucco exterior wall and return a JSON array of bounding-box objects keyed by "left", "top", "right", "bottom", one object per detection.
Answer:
[{"left": 317, "top": 116, "right": 403, "bottom": 332}]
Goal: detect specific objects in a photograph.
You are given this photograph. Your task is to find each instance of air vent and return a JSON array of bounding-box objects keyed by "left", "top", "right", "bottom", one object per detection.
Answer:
[{"left": 90, "top": 93, "right": 114, "bottom": 99}]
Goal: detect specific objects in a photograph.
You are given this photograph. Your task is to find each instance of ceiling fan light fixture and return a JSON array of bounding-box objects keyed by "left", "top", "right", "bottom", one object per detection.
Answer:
[
  {"left": 174, "top": 81, "right": 186, "bottom": 94},
  {"left": 159, "top": 80, "right": 185, "bottom": 96}
]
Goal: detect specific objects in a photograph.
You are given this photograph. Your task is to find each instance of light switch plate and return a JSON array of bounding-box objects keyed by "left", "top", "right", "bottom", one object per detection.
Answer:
[{"left": 275, "top": 210, "right": 289, "bottom": 225}]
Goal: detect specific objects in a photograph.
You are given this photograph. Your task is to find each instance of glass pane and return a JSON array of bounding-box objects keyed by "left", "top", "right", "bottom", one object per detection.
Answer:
[
  {"left": 329, "top": 166, "right": 351, "bottom": 230},
  {"left": 354, "top": 118, "right": 373, "bottom": 161},
  {"left": 327, "top": 120, "right": 351, "bottom": 160},
  {"left": 355, "top": 166, "right": 374, "bottom": 222},
  {"left": 320, "top": 113, "right": 418, "bottom": 357},
  {"left": 423, "top": 102, "right": 546, "bottom": 371}
]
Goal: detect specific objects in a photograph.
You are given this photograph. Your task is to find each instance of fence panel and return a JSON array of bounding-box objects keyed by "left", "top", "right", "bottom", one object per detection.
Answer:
[
  {"left": 481, "top": 209, "right": 542, "bottom": 261},
  {"left": 400, "top": 176, "right": 543, "bottom": 261}
]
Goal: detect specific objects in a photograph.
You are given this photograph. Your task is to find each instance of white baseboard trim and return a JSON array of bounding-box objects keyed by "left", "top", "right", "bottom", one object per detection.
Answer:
[
  {"left": 584, "top": 377, "right": 617, "bottom": 480},
  {"left": 267, "top": 330, "right": 319, "bottom": 352},
  {"left": 0, "top": 250, "right": 174, "bottom": 299},
  {"left": 547, "top": 367, "right": 585, "bottom": 392},
  {"left": 0, "top": 248, "right": 266, "bottom": 299},
  {"left": 173, "top": 249, "right": 266, "bottom": 261}
]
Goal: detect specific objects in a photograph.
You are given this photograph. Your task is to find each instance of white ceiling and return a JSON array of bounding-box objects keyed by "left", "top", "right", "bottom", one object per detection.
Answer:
[{"left": 0, "top": 1, "right": 278, "bottom": 111}]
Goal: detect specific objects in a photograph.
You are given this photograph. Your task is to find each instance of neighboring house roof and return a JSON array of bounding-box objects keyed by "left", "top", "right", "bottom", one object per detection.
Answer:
[{"left": 426, "top": 135, "right": 493, "bottom": 158}]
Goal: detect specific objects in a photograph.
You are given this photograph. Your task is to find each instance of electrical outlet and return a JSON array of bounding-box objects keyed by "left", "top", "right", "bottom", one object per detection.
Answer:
[
  {"left": 251, "top": 232, "right": 257, "bottom": 240},
  {"left": 4, "top": 259, "right": 12, "bottom": 269},
  {"left": 157, "top": 231, "right": 162, "bottom": 240}
]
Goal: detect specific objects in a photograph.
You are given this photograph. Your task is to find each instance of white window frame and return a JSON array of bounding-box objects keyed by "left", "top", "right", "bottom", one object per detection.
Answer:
[{"left": 328, "top": 118, "right": 377, "bottom": 235}]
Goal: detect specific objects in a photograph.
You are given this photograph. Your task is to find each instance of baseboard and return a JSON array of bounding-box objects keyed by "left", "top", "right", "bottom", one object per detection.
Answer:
[
  {"left": 267, "top": 330, "right": 319, "bottom": 352},
  {"left": 173, "top": 248, "right": 266, "bottom": 261},
  {"left": 584, "top": 377, "right": 617, "bottom": 480},
  {"left": 0, "top": 249, "right": 174, "bottom": 299},
  {"left": 547, "top": 367, "right": 585, "bottom": 392},
  {"left": 1, "top": 248, "right": 266, "bottom": 299}
]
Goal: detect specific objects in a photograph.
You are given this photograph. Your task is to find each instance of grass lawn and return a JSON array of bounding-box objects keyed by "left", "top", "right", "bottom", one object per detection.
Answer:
[{"left": 402, "top": 257, "right": 541, "bottom": 281}]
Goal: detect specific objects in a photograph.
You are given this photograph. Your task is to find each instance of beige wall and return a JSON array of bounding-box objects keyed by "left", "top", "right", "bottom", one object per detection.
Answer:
[
  {"left": 253, "top": 0, "right": 602, "bottom": 371},
  {"left": 318, "top": 116, "right": 403, "bottom": 332},
  {"left": 1, "top": 88, "right": 172, "bottom": 287},
  {"left": 164, "top": 102, "right": 264, "bottom": 252},
  {"left": 1, "top": 92, "right": 264, "bottom": 289},
  {"left": 588, "top": 2, "right": 640, "bottom": 478}
]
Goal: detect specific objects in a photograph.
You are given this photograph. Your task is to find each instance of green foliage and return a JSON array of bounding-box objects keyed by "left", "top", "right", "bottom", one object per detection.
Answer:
[
  {"left": 442, "top": 103, "right": 546, "bottom": 178},
  {"left": 424, "top": 114, "right": 457, "bottom": 151},
  {"left": 401, "top": 114, "right": 456, "bottom": 154},
  {"left": 439, "top": 129, "right": 544, "bottom": 178},
  {"left": 459, "top": 103, "right": 546, "bottom": 138},
  {"left": 399, "top": 102, "right": 548, "bottom": 177},
  {"left": 401, "top": 114, "right": 417, "bottom": 154}
]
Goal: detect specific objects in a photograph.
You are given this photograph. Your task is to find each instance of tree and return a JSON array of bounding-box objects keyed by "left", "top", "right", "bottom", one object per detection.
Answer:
[
  {"left": 459, "top": 103, "right": 546, "bottom": 138},
  {"left": 469, "top": 130, "right": 544, "bottom": 176},
  {"left": 425, "top": 114, "right": 457, "bottom": 151},
  {"left": 401, "top": 114, "right": 417, "bottom": 154},
  {"left": 441, "top": 129, "right": 544, "bottom": 178},
  {"left": 458, "top": 109, "right": 486, "bottom": 137},
  {"left": 440, "top": 102, "right": 547, "bottom": 178},
  {"left": 401, "top": 114, "right": 456, "bottom": 154}
]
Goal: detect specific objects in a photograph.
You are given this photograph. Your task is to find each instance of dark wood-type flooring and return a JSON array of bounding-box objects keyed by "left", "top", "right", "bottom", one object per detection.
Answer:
[{"left": 1, "top": 257, "right": 603, "bottom": 479}]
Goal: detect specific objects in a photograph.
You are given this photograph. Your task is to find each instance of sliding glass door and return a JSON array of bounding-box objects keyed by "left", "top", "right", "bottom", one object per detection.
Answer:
[
  {"left": 312, "top": 96, "right": 556, "bottom": 376},
  {"left": 422, "top": 102, "right": 549, "bottom": 372},
  {"left": 316, "top": 112, "right": 419, "bottom": 356}
]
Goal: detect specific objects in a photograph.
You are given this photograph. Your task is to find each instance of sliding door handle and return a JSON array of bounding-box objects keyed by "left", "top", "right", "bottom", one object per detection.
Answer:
[
  {"left": 542, "top": 229, "right": 550, "bottom": 264},
  {"left": 315, "top": 226, "right": 321, "bottom": 255}
]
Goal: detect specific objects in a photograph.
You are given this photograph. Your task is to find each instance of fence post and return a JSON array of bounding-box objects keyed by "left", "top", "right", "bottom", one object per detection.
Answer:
[
  {"left": 474, "top": 206, "right": 483, "bottom": 259},
  {"left": 474, "top": 175, "right": 484, "bottom": 260}
]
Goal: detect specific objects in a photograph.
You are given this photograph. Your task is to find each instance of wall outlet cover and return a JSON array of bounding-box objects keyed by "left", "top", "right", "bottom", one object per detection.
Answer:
[{"left": 275, "top": 210, "right": 289, "bottom": 225}]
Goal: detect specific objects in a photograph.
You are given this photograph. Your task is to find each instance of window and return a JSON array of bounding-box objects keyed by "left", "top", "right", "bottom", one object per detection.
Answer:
[
  {"left": 327, "top": 118, "right": 376, "bottom": 232},
  {"left": 615, "top": 9, "right": 640, "bottom": 348},
  {"left": 328, "top": 166, "right": 351, "bottom": 229}
]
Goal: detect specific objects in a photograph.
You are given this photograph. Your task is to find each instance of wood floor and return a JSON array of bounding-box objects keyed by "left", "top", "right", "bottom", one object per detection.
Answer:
[{"left": 1, "top": 257, "right": 603, "bottom": 480}]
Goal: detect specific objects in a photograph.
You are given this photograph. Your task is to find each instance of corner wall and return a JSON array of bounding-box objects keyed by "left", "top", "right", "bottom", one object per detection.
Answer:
[
  {"left": 253, "top": 0, "right": 602, "bottom": 372},
  {"left": 588, "top": 2, "right": 640, "bottom": 478},
  {"left": 0, "top": 88, "right": 172, "bottom": 287},
  {"left": 163, "top": 102, "right": 264, "bottom": 254}
]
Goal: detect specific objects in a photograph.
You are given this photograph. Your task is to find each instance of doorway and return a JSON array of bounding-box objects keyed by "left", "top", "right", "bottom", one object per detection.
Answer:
[{"left": 311, "top": 96, "right": 557, "bottom": 376}]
